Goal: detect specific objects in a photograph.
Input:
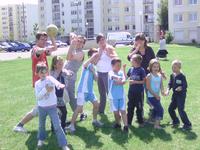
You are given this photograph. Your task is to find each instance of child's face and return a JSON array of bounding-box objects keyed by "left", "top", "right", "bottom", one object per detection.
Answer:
[
  {"left": 172, "top": 64, "right": 180, "bottom": 73},
  {"left": 112, "top": 62, "right": 121, "bottom": 72},
  {"left": 151, "top": 63, "right": 160, "bottom": 73},
  {"left": 55, "top": 60, "right": 64, "bottom": 71},
  {"left": 131, "top": 59, "right": 139, "bottom": 67},
  {"left": 38, "top": 70, "right": 47, "bottom": 80}
]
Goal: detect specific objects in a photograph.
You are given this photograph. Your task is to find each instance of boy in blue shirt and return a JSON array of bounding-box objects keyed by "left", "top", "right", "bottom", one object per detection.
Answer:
[
  {"left": 127, "top": 54, "right": 146, "bottom": 127},
  {"left": 108, "top": 58, "right": 128, "bottom": 132},
  {"left": 66, "top": 48, "right": 103, "bottom": 133}
]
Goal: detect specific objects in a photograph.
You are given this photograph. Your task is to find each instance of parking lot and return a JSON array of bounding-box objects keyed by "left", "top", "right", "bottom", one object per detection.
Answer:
[{"left": 0, "top": 47, "right": 68, "bottom": 61}]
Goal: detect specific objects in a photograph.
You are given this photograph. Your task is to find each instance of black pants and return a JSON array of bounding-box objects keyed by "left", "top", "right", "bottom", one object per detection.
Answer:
[
  {"left": 52, "top": 106, "right": 67, "bottom": 131},
  {"left": 168, "top": 93, "right": 191, "bottom": 126},
  {"left": 127, "top": 92, "right": 144, "bottom": 125}
]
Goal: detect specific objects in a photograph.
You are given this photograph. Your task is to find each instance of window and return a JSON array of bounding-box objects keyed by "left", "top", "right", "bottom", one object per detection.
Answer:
[
  {"left": 125, "top": 25, "right": 129, "bottom": 30},
  {"left": 189, "top": 12, "right": 197, "bottom": 21},
  {"left": 40, "top": 0, "right": 44, "bottom": 2},
  {"left": 62, "top": 20, "right": 65, "bottom": 24},
  {"left": 174, "top": 0, "right": 182, "bottom": 5},
  {"left": 61, "top": 3, "right": 64, "bottom": 7},
  {"left": 115, "top": 26, "right": 120, "bottom": 31},
  {"left": 62, "top": 12, "right": 64, "bottom": 16},
  {"left": 132, "top": 25, "right": 135, "bottom": 29},
  {"left": 124, "top": 7, "right": 130, "bottom": 12},
  {"left": 189, "top": 0, "right": 197, "bottom": 4},
  {"left": 108, "top": 26, "right": 112, "bottom": 31},
  {"left": 109, "top": 0, "right": 119, "bottom": 4},
  {"left": 174, "top": 14, "right": 183, "bottom": 22}
]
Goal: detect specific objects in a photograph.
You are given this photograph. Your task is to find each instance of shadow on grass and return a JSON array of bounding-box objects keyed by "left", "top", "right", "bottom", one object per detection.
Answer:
[
  {"left": 71, "top": 126, "right": 103, "bottom": 149},
  {"left": 172, "top": 128, "right": 198, "bottom": 141},
  {"left": 129, "top": 123, "right": 172, "bottom": 144},
  {"left": 25, "top": 130, "right": 74, "bottom": 150}
]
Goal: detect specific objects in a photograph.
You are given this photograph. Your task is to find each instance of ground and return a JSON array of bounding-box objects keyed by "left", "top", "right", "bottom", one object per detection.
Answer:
[{"left": 0, "top": 43, "right": 199, "bottom": 150}]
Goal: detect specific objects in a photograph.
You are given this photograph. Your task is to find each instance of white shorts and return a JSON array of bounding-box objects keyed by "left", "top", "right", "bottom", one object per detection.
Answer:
[
  {"left": 77, "top": 92, "right": 97, "bottom": 106},
  {"left": 110, "top": 98, "right": 126, "bottom": 112}
]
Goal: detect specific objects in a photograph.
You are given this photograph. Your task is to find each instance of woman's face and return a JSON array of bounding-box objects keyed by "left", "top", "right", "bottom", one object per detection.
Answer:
[
  {"left": 55, "top": 60, "right": 64, "bottom": 71},
  {"left": 98, "top": 37, "right": 106, "bottom": 48},
  {"left": 135, "top": 39, "right": 145, "bottom": 47}
]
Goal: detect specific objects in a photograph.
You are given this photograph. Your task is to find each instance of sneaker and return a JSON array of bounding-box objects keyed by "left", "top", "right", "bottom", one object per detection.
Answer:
[
  {"left": 37, "top": 140, "right": 44, "bottom": 147},
  {"left": 170, "top": 122, "right": 180, "bottom": 128},
  {"left": 181, "top": 125, "right": 192, "bottom": 131},
  {"left": 13, "top": 126, "right": 27, "bottom": 133},
  {"left": 112, "top": 123, "right": 121, "bottom": 129},
  {"left": 65, "top": 124, "right": 76, "bottom": 133},
  {"left": 62, "top": 145, "right": 70, "bottom": 150},
  {"left": 92, "top": 120, "right": 104, "bottom": 127},
  {"left": 80, "top": 113, "right": 87, "bottom": 121},
  {"left": 123, "top": 126, "right": 129, "bottom": 133}
]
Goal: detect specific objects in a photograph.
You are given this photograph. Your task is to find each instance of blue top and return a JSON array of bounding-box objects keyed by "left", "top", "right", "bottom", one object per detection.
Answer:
[
  {"left": 147, "top": 73, "right": 162, "bottom": 97},
  {"left": 108, "top": 70, "right": 125, "bottom": 100},
  {"left": 77, "top": 64, "right": 95, "bottom": 94},
  {"left": 127, "top": 67, "right": 146, "bottom": 93}
]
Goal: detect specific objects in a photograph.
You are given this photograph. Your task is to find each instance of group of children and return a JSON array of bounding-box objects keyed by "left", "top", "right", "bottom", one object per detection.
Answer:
[{"left": 34, "top": 47, "right": 192, "bottom": 149}]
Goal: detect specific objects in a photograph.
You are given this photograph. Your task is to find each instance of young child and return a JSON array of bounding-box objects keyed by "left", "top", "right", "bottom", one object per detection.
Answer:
[
  {"left": 34, "top": 63, "right": 69, "bottom": 150},
  {"left": 166, "top": 60, "right": 192, "bottom": 130},
  {"left": 50, "top": 56, "right": 73, "bottom": 132},
  {"left": 127, "top": 54, "right": 146, "bottom": 127},
  {"left": 66, "top": 48, "right": 103, "bottom": 133},
  {"left": 146, "top": 59, "right": 165, "bottom": 129},
  {"left": 108, "top": 58, "right": 128, "bottom": 132}
]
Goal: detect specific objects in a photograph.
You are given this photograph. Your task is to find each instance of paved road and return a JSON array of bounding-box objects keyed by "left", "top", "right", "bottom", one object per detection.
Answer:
[{"left": 0, "top": 47, "right": 68, "bottom": 61}]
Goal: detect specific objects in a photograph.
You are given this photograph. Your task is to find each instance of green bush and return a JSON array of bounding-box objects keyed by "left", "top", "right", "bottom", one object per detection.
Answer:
[{"left": 165, "top": 31, "right": 174, "bottom": 44}]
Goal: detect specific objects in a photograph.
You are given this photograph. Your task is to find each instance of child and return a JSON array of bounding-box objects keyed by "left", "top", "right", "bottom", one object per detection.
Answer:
[
  {"left": 34, "top": 63, "right": 69, "bottom": 150},
  {"left": 146, "top": 59, "right": 165, "bottom": 129},
  {"left": 50, "top": 56, "right": 73, "bottom": 132},
  {"left": 108, "top": 58, "right": 128, "bottom": 132},
  {"left": 166, "top": 60, "right": 192, "bottom": 130},
  {"left": 156, "top": 33, "right": 168, "bottom": 59},
  {"left": 66, "top": 48, "right": 103, "bottom": 133},
  {"left": 127, "top": 54, "right": 146, "bottom": 127}
]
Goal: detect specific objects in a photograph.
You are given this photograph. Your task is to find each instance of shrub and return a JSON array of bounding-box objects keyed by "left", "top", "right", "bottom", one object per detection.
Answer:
[{"left": 165, "top": 31, "right": 174, "bottom": 44}]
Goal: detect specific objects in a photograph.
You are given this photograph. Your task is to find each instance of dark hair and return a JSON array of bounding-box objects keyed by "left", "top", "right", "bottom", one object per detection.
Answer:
[
  {"left": 88, "top": 48, "right": 98, "bottom": 57},
  {"left": 36, "top": 32, "right": 48, "bottom": 40},
  {"left": 135, "top": 33, "right": 147, "bottom": 47},
  {"left": 96, "top": 33, "right": 105, "bottom": 44},
  {"left": 78, "top": 35, "right": 87, "bottom": 44},
  {"left": 36, "top": 62, "right": 48, "bottom": 73},
  {"left": 131, "top": 54, "right": 143, "bottom": 64},
  {"left": 50, "top": 56, "right": 63, "bottom": 71},
  {"left": 111, "top": 58, "right": 121, "bottom": 66}
]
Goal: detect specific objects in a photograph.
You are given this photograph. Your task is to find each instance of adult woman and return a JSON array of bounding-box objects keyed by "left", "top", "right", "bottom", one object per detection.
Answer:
[{"left": 96, "top": 33, "right": 118, "bottom": 114}]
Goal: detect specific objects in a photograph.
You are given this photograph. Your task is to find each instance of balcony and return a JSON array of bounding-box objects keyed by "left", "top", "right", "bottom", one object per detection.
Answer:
[
  {"left": 85, "top": 13, "right": 93, "bottom": 18},
  {"left": 144, "top": 0, "right": 153, "bottom": 4}
]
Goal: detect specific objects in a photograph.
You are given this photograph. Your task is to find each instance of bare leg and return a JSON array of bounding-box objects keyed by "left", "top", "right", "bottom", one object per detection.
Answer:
[
  {"left": 120, "top": 110, "right": 128, "bottom": 126},
  {"left": 114, "top": 111, "right": 121, "bottom": 124},
  {"left": 92, "top": 101, "right": 99, "bottom": 121},
  {"left": 71, "top": 106, "right": 83, "bottom": 125}
]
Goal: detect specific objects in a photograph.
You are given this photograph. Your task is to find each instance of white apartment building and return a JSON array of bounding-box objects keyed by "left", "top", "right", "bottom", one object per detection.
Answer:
[
  {"left": 169, "top": 0, "right": 200, "bottom": 43},
  {"left": 0, "top": 4, "right": 38, "bottom": 41}
]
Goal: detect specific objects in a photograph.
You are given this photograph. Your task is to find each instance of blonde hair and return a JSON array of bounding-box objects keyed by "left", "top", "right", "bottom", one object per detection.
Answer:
[
  {"left": 172, "top": 60, "right": 182, "bottom": 69},
  {"left": 148, "top": 59, "right": 162, "bottom": 73},
  {"left": 50, "top": 56, "right": 64, "bottom": 71},
  {"left": 131, "top": 54, "right": 143, "bottom": 64}
]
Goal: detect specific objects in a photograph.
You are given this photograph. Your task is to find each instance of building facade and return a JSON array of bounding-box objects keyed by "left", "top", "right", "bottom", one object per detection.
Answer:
[
  {"left": 169, "top": 0, "right": 200, "bottom": 43},
  {"left": 0, "top": 4, "right": 38, "bottom": 41}
]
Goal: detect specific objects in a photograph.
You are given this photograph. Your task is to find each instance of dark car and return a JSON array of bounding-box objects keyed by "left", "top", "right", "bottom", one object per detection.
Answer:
[{"left": 6, "top": 42, "right": 31, "bottom": 52}]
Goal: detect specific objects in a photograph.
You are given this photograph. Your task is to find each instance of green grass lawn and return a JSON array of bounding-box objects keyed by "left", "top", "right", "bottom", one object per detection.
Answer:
[{"left": 0, "top": 43, "right": 199, "bottom": 150}]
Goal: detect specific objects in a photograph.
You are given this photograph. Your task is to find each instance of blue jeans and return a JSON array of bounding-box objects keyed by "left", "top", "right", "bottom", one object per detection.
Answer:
[
  {"left": 38, "top": 106, "right": 67, "bottom": 147},
  {"left": 148, "top": 97, "right": 164, "bottom": 120}
]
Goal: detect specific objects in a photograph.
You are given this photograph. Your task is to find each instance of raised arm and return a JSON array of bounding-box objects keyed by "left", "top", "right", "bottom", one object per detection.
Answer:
[{"left": 46, "top": 37, "right": 57, "bottom": 53}]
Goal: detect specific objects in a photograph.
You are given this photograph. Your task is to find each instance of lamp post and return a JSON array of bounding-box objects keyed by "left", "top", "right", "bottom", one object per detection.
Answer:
[{"left": 85, "top": 22, "right": 88, "bottom": 38}]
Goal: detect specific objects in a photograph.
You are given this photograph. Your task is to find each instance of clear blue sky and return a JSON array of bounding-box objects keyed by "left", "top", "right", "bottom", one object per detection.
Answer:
[{"left": 0, "top": 0, "right": 38, "bottom": 5}]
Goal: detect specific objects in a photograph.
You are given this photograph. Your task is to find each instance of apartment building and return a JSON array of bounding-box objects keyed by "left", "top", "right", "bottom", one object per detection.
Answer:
[
  {"left": 0, "top": 4, "right": 38, "bottom": 41},
  {"left": 169, "top": 0, "right": 200, "bottom": 43}
]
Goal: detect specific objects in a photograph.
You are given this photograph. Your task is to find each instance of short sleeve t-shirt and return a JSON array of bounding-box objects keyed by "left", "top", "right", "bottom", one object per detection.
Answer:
[
  {"left": 127, "top": 67, "right": 146, "bottom": 93},
  {"left": 108, "top": 70, "right": 125, "bottom": 100},
  {"left": 77, "top": 64, "right": 95, "bottom": 94},
  {"left": 31, "top": 47, "right": 48, "bottom": 87}
]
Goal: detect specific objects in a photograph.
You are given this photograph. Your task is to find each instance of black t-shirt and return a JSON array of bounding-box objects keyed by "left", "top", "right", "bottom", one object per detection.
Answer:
[
  {"left": 127, "top": 46, "right": 155, "bottom": 74},
  {"left": 127, "top": 67, "right": 146, "bottom": 93}
]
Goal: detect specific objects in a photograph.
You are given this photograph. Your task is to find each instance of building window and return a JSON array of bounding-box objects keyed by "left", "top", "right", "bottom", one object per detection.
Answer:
[
  {"left": 62, "top": 20, "right": 65, "bottom": 24},
  {"left": 115, "top": 26, "right": 120, "bottom": 31},
  {"left": 108, "top": 26, "right": 112, "bottom": 31},
  {"left": 62, "top": 12, "right": 64, "bottom": 16},
  {"left": 61, "top": 3, "right": 64, "bottom": 7},
  {"left": 109, "top": 0, "right": 119, "bottom": 4},
  {"left": 40, "top": 0, "right": 44, "bottom": 2},
  {"left": 189, "top": 12, "right": 197, "bottom": 21},
  {"left": 174, "top": 14, "right": 183, "bottom": 22},
  {"left": 125, "top": 25, "right": 129, "bottom": 30},
  {"left": 189, "top": 0, "right": 197, "bottom": 4},
  {"left": 124, "top": 7, "right": 130, "bottom": 12},
  {"left": 174, "top": 0, "right": 182, "bottom": 5},
  {"left": 132, "top": 25, "right": 135, "bottom": 29}
]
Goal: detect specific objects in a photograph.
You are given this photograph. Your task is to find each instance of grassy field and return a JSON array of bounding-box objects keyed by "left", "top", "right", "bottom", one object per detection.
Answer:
[{"left": 0, "top": 43, "right": 199, "bottom": 150}]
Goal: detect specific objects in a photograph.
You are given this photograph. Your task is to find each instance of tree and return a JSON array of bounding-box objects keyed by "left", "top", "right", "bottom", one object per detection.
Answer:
[
  {"left": 157, "top": 0, "right": 168, "bottom": 31},
  {"left": 33, "top": 23, "right": 39, "bottom": 36}
]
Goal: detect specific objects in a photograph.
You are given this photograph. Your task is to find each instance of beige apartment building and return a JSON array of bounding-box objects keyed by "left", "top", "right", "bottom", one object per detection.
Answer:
[{"left": 169, "top": 0, "right": 200, "bottom": 43}]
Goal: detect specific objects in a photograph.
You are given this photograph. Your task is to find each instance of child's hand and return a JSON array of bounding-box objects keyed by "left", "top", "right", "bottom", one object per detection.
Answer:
[
  {"left": 63, "top": 69, "right": 73, "bottom": 77},
  {"left": 123, "top": 64, "right": 126, "bottom": 70},
  {"left": 155, "top": 95, "right": 161, "bottom": 100},
  {"left": 165, "top": 89, "right": 170, "bottom": 96},
  {"left": 129, "top": 80, "right": 136, "bottom": 85},
  {"left": 175, "top": 86, "right": 182, "bottom": 92},
  {"left": 46, "top": 85, "right": 54, "bottom": 93},
  {"left": 58, "top": 84, "right": 65, "bottom": 89}
]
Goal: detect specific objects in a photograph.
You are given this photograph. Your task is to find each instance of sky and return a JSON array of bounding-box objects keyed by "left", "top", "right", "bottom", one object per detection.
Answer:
[{"left": 0, "top": 0, "right": 38, "bottom": 5}]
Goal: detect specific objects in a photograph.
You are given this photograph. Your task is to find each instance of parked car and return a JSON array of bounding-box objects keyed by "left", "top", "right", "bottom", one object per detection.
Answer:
[
  {"left": 0, "top": 42, "right": 12, "bottom": 51},
  {"left": 107, "top": 32, "right": 134, "bottom": 47},
  {"left": 28, "top": 41, "right": 36, "bottom": 48},
  {"left": 6, "top": 42, "right": 31, "bottom": 52},
  {"left": 56, "top": 40, "right": 68, "bottom": 47},
  {"left": 13, "top": 42, "right": 31, "bottom": 52}
]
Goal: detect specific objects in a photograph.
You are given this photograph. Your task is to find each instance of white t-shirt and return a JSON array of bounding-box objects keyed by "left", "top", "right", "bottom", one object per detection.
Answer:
[
  {"left": 96, "top": 50, "right": 112, "bottom": 73},
  {"left": 35, "top": 76, "right": 61, "bottom": 107},
  {"left": 159, "top": 39, "right": 166, "bottom": 50}
]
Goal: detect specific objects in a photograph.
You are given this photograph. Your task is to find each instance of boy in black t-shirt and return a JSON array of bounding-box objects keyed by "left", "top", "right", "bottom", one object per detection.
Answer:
[
  {"left": 166, "top": 60, "right": 192, "bottom": 130},
  {"left": 126, "top": 54, "right": 146, "bottom": 127}
]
